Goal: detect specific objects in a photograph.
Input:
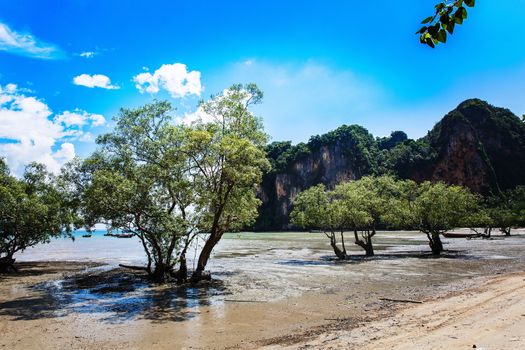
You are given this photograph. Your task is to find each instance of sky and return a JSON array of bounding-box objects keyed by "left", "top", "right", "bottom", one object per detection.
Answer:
[{"left": 1, "top": 0, "right": 525, "bottom": 174}]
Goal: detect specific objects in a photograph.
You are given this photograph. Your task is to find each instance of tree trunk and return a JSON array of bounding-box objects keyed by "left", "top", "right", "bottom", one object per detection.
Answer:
[
  {"left": 364, "top": 239, "right": 374, "bottom": 256},
  {"left": 325, "top": 231, "right": 345, "bottom": 260},
  {"left": 193, "top": 231, "right": 222, "bottom": 279},
  {"left": 354, "top": 230, "right": 374, "bottom": 256},
  {"left": 428, "top": 232, "right": 443, "bottom": 255},
  {"left": 500, "top": 227, "right": 511, "bottom": 236},
  {"left": 177, "top": 253, "right": 188, "bottom": 284},
  {"left": 151, "top": 262, "right": 171, "bottom": 283},
  {"left": 340, "top": 231, "right": 347, "bottom": 256}
]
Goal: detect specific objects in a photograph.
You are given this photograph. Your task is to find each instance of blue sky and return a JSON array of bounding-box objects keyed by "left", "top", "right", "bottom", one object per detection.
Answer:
[{"left": 1, "top": 0, "right": 525, "bottom": 173}]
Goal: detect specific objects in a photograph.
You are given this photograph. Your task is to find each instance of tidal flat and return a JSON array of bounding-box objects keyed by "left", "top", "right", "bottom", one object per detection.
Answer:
[{"left": 1, "top": 230, "right": 524, "bottom": 349}]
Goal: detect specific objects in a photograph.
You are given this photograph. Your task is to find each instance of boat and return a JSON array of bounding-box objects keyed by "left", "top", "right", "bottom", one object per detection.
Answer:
[
  {"left": 442, "top": 232, "right": 479, "bottom": 239},
  {"left": 114, "top": 233, "right": 134, "bottom": 238},
  {"left": 103, "top": 233, "right": 114, "bottom": 237},
  {"left": 82, "top": 234, "right": 92, "bottom": 238}
]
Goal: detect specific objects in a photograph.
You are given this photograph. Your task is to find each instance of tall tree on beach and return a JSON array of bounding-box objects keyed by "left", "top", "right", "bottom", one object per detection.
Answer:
[
  {"left": 189, "top": 84, "right": 270, "bottom": 279},
  {"left": 68, "top": 84, "right": 270, "bottom": 283},
  {"left": 65, "top": 101, "right": 198, "bottom": 283}
]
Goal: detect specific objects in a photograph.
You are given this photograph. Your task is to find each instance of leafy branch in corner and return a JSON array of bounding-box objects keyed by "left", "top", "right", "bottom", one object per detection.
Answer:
[{"left": 417, "top": 0, "right": 475, "bottom": 48}]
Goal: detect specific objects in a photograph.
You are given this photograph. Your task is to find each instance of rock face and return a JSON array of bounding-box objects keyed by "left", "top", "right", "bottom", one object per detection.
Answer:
[
  {"left": 255, "top": 99, "right": 525, "bottom": 230},
  {"left": 257, "top": 145, "right": 361, "bottom": 230},
  {"left": 410, "top": 99, "right": 525, "bottom": 193}
]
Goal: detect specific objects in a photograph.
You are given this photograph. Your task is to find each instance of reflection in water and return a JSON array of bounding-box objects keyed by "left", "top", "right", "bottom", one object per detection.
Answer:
[{"left": 32, "top": 269, "right": 227, "bottom": 323}]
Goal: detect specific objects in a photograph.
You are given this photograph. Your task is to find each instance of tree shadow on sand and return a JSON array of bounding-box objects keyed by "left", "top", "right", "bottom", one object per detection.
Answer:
[
  {"left": 0, "top": 261, "right": 100, "bottom": 281},
  {"left": 279, "top": 249, "right": 482, "bottom": 266},
  {"left": 0, "top": 268, "right": 230, "bottom": 324}
]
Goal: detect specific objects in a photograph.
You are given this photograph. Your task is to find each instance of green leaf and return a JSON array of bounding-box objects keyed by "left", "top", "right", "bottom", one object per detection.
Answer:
[
  {"left": 425, "top": 37, "right": 436, "bottom": 48},
  {"left": 454, "top": 9, "right": 465, "bottom": 24},
  {"left": 446, "top": 21, "right": 455, "bottom": 34},
  {"left": 436, "top": 29, "right": 447, "bottom": 43},
  {"left": 428, "top": 23, "right": 440, "bottom": 36},
  {"left": 458, "top": 6, "right": 468, "bottom": 19},
  {"left": 416, "top": 26, "right": 428, "bottom": 34},
  {"left": 422, "top": 16, "right": 434, "bottom": 24},
  {"left": 464, "top": 0, "right": 475, "bottom": 7}
]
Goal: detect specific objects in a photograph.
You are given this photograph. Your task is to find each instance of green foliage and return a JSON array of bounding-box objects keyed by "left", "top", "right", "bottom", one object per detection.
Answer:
[
  {"left": 291, "top": 176, "right": 488, "bottom": 256},
  {"left": 183, "top": 83, "right": 271, "bottom": 275},
  {"left": 478, "top": 186, "right": 525, "bottom": 234},
  {"left": 290, "top": 184, "right": 346, "bottom": 231},
  {"left": 408, "top": 181, "right": 479, "bottom": 234},
  {"left": 417, "top": 0, "right": 475, "bottom": 48},
  {"left": 334, "top": 175, "right": 408, "bottom": 230},
  {"left": 266, "top": 141, "right": 310, "bottom": 172},
  {"left": 68, "top": 84, "right": 270, "bottom": 281},
  {"left": 291, "top": 176, "right": 419, "bottom": 257},
  {"left": 381, "top": 139, "right": 434, "bottom": 179},
  {"left": 0, "top": 159, "right": 76, "bottom": 265},
  {"left": 290, "top": 184, "right": 352, "bottom": 259},
  {"left": 377, "top": 131, "right": 408, "bottom": 151},
  {"left": 65, "top": 101, "right": 196, "bottom": 281},
  {"left": 266, "top": 124, "right": 378, "bottom": 174},
  {"left": 191, "top": 84, "right": 270, "bottom": 232}
]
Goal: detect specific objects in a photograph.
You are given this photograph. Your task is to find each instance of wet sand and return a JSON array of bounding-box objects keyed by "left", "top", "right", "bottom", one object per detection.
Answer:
[
  {"left": 1, "top": 231, "right": 525, "bottom": 349},
  {"left": 268, "top": 271, "right": 525, "bottom": 350}
]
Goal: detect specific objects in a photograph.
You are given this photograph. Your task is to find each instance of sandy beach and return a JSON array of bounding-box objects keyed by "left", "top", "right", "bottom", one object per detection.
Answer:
[
  {"left": 1, "top": 232, "right": 524, "bottom": 349},
  {"left": 267, "top": 271, "right": 525, "bottom": 350}
]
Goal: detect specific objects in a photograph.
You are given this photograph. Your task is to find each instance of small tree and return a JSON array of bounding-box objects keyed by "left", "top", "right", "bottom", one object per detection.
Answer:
[
  {"left": 291, "top": 184, "right": 355, "bottom": 259},
  {"left": 492, "top": 186, "right": 525, "bottom": 236},
  {"left": 410, "top": 181, "right": 478, "bottom": 255},
  {"left": 335, "top": 175, "right": 407, "bottom": 256},
  {"left": 0, "top": 160, "right": 76, "bottom": 273},
  {"left": 466, "top": 206, "right": 494, "bottom": 238}
]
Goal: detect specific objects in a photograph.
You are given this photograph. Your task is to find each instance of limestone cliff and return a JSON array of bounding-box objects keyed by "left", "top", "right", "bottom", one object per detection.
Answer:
[{"left": 411, "top": 99, "right": 525, "bottom": 193}]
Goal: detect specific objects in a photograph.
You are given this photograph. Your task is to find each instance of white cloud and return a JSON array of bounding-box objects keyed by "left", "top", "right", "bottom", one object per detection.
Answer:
[
  {"left": 133, "top": 63, "right": 202, "bottom": 98},
  {"left": 78, "top": 51, "right": 96, "bottom": 58},
  {"left": 54, "top": 143, "right": 75, "bottom": 161},
  {"left": 54, "top": 110, "right": 106, "bottom": 127},
  {"left": 175, "top": 106, "right": 214, "bottom": 125},
  {"left": 0, "top": 84, "right": 104, "bottom": 174},
  {"left": 73, "top": 74, "right": 119, "bottom": 89},
  {"left": 0, "top": 22, "right": 64, "bottom": 59},
  {"left": 89, "top": 114, "right": 106, "bottom": 126}
]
